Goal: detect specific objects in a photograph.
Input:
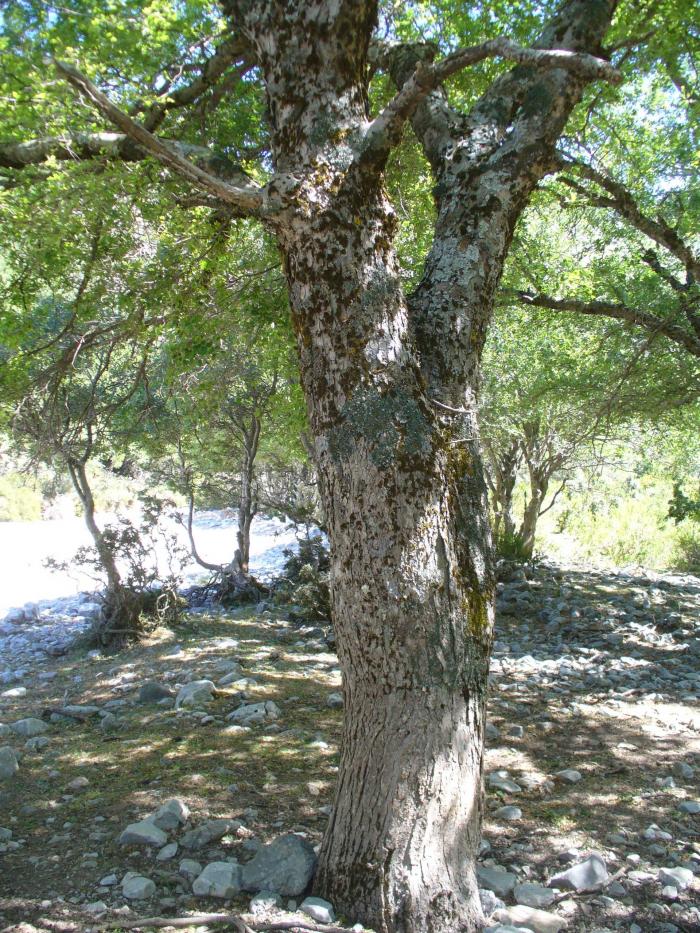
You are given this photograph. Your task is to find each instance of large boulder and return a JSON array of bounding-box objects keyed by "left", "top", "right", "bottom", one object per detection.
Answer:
[
  {"left": 192, "top": 861, "right": 242, "bottom": 898},
  {"left": 241, "top": 834, "right": 316, "bottom": 896}
]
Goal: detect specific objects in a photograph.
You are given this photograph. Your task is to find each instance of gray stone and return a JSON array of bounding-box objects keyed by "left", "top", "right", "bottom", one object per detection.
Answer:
[
  {"left": 555, "top": 769, "right": 582, "bottom": 784},
  {"left": 241, "top": 834, "right": 317, "bottom": 896},
  {"left": 121, "top": 872, "right": 156, "bottom": 899},
  {"left": 658, "top": 866, "right": 694, "bottom": 891},
  {"left": 494, "top": 806, "right": 522, "bottom": 821},
  {"left": 227, "top": 700, "right": 281, "bottom": 726},
  {"left": 192, "top": 861, "right": 242, "bottom": 898},
  {"left": 151, "top": 797, "right": 190, "bottom": 831},
  {"left": 0, "top": 746, "right": 19, "bottom": 780},
  {"left": 514, "top": 883, "right": 556, "bottom": 909},
  {"left": 25, "top": 736, "right": 50, "bottom": 752},
  {"left": 679, "top": 800, "right": 700, "bottom": 815},
  {"left": 548, "top": 854, "right": 609, "bottom": 892},
  {"left": 11, "top": 718, "right": 48, "bottom": 738},
  {"left": 119, "top": 819, "right": 168, "bottom": 847},
  {"left": 175, "top": 680, "right": 216, "bottom": 709},
  {"left": 300, "top": 896, "right": 335, "bottom": 924},
  {"left": 99, "top": 874, "right": 118, "bottom": 886},
  {"left": 250, "top": 890, "right": 283, "bottom": 914},
  {"left": 477, "top": 865, "right": 518, "bottom": 898},
  {"left": 326, "top": 692, "right": 343, "bottom": 709},
  {"left": 66, "top": 776, "right": 90, "bottom": 792},
  {"left": 480, "top": 888, "right": 506, "bottom": 917},
  {"left": 0, "top": 828, "right": 12, "bottom": 842},
  {"left": 156, "top": 842, "right": 178, "bottom": 861},
  {"left": 493, "top": 905, "right": 566, "bottom": 933},
  {"left": 180, "top": 819, "right": 234, "bottom": 850},
  {"left": 218, "top": 668, "right": 244, "bottom": 686},
  {"left": 85, "top": 900, "right": 108, "bottom": 915},
  {"left": 179, "top": 859, "right": 203, "bottom": 882},
  {"left": 138, "top": 682, "right": 174, "bottom": 703},
  {"left": 507, "top": 725, "right": 524, "bottom": 738},
  {"left": 488, "top": 771, "right": 522, "bottom": 794}
]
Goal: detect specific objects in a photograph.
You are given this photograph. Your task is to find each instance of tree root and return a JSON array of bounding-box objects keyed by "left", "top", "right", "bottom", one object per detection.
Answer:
[{"left": 92, "top": 912, "right": 355, "bottom": 933}]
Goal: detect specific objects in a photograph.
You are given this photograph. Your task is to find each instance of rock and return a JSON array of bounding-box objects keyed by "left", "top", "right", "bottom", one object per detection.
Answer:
[
  {"left": 480, "top": 888, "right": 506, "bottom": 917},
  {"left": 241, "top": 834, "right": 317, "bottom": 896},
  {"left": 0, "top": 746, "right": 19, "bottom": 780},
  {"left": 60, "top": 704, "right": 101, "bottom": 719},
  {"left": 175, "top": 680, "right": 216, "bottom": 709},
  {"left": 227, "top": 700, "right": 281, "bottom": 726},
  {"left": 119, "top": 819, "right": 168, "bottom": 847},
  {"left": 218, "top": 668, "right": 244, "bottom": 686},
  {"left": 679, "top": 801, "right": 700, "bottom": 815},
  {"left": 180, "top": 819, "right": 234, "bottom": 850},
  {"left": 157, "top": 842, "right": 178, "bottom": 861},
  {"left": 477, "top": 865, "right": 518, "bottom": 898},
  {"left": 555, "top": 769, "right": 582, "bottom": 784},
  {"left": 507, "top": 725, "right": 524, "bottom": 738},
  {"left": 514, "top": 883, "right": 556, "bottom": 909},
  {"left": 179, "top": 859, "right": 203, "bottom": 882},
  {"left": 66, "top": 776, "right": 90, "bottom": 792},
  {"left": 548, "top": 854, "right": 609, "bottom": 892},
  {"left": 658, "top": 866, "right": 694, "bottom": 891},
  {"left": 85, "top": 900, "right": 108, "bottom": 915},
  {"left": 326, "top": 692, "right": 343, "bottom": 709},
  {"left": 25, "top": 736, "right": 49, "bottom": 752},
  {"left": 192, "top": 861, "right": 242, "bottom": 898},
  {"left": 99, "top": 874, "right": 118, "bottom": 886},
  {"left": 250, "top": 890, "right": 283, "bottom": 914},
  {"left": 151, "top": 797, "right": 190, "bottom": 831},
  {"left": 0, "top": 827, "right": 12, "bottom": 841},
  {"left": 10, "top": 718, "right": 48, "bottom": 738},
  {"left": 494, "top": 806, "right": 522, "bottom": 821},
  {"left": 488, "top": 771, "right": 522, "bottom": 794},
  {"left": 493, "top": 905, "right": 566, "bottom": 933},
  {"left": 0, "top": 724, "right": 10, "bottom": 738},
  {"left": 121, "top": 872, "right": 156, "bottom": 899},
  {"left": 138, "top": 682, "right": 174, "bottom": 703},
  {"left": 300, "top": 896, "right": 335, "bottom": 923}
]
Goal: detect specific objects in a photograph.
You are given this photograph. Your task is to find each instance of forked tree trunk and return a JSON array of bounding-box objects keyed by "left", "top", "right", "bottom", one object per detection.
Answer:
[{"left": 222, "top": 2, "right": 615, "bottom": 929}]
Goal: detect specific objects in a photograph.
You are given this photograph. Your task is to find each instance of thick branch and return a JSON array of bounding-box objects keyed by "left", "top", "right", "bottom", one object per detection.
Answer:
[
  {"left": 52, "top": 60, "right": 263, "bottom": 213},
  {"left": 515, "top": 290, "right": 700, "bottom": 357},
  {"left": 365, "top": 37, "right": 620, "bottom": 158},
  {"left": 137, "top": 34, "right": 253, "bottom": 133},
  {"left": 557, "top": 157, "right": 700, "bottom": 282}
]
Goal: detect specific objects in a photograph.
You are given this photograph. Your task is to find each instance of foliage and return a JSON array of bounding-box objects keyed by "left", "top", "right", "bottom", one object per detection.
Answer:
[
  {"left": 273, "top": 535, "right": 331, "bottom": 621},
  {"left": 0, "top": 472, "right": 42, "bottom": 521}
]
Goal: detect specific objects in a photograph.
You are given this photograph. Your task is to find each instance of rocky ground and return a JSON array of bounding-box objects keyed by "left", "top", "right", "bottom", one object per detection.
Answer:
[{"left": 0, "top": 559, "right": 699, "bottom": 933}]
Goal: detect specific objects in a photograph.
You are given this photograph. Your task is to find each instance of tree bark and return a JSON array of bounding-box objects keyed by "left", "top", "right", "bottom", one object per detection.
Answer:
[
  {"left": 220, "top": 1, "right": 617, "bottom": 929},
  {"left": 235, "top": 415, "right": 260, "bottom": 574},
  {"left": 67, "top": 458, "right": 122, "bottom": 593}
]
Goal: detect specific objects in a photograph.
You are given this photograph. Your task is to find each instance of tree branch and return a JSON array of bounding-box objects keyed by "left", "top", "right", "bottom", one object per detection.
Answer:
[
  {"left": 514, "top": 290, "right": 700, "bottom": 357},
  {"left": 51, "top": 60, "right": 263, "bottom": 214},
  {"left": 555, "top": 156, "right": 700, "bottom": 281},
  {"left": 364, "top": 37, "right": 620, "bottom": 161}
]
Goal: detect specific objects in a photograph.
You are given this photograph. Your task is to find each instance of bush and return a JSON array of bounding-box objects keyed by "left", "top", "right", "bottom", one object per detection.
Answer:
[
  {"left": 0, "top": 473, "right": 43, "bottom": 521},
  {"left": 494, "top": 528, "right": 535, "bottom": 563},
  {"left": 273, "top": 534, "right": 331, "bottom": 620}
]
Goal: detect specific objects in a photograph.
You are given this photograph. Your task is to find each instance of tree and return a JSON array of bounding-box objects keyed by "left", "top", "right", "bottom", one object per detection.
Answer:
[{"left": 2, "top": 1, "right": 690, "bottom": 928}]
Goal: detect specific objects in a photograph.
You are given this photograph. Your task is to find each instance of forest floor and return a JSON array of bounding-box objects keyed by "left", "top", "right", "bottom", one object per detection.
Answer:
[{"left": 0, "top": 560, "right": 699, "bottom": 933}]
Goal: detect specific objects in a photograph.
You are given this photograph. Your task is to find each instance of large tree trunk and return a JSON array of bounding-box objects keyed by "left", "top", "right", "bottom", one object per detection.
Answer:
[{"left": 222, "top": 2, "right": 616, "bottom": 929}]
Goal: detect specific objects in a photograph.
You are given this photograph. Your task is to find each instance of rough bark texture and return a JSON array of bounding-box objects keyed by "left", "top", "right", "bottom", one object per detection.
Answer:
[{"left": 217, "top": 2, "right": 618, "bottom": 930}]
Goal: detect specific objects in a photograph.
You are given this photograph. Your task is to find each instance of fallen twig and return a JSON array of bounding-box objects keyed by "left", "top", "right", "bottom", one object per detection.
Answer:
[{"left": 94, "top": 912, "right": 356, "bottom": 933}]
